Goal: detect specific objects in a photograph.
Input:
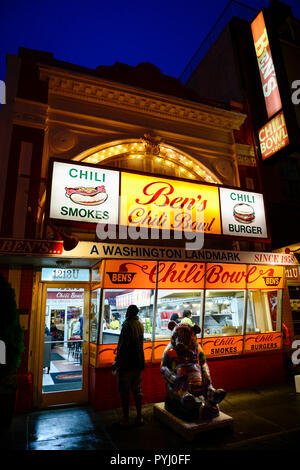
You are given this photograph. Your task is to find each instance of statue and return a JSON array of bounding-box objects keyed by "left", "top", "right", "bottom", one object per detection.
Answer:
[{"left": 160, "top": 321, "right": 226, "bottom": 422}]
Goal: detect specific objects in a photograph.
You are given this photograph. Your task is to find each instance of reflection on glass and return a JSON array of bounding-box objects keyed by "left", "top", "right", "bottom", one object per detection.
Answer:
[
  {"left": 90, "top": 288, "right": 101, "bottom": 343},
  {"left": 156, "top": 290, "right": 203, "bottom": 339},
  {"left": 43, "top": 288, "right": 84, "bottom": 393},
  {"left": 204, "top": 290, "right": 245, "bottom": 336},
  {"left": 101, "top": 289, "right": 154, "bottom": 344},
  {"left": 246, "top": 290, "right": 282, "bottom": 333}
]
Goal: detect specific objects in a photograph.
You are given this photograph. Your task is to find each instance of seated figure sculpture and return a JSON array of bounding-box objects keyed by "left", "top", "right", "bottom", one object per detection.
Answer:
[{"left": 160, "top": 321, "right": 226, "bottom": 421}]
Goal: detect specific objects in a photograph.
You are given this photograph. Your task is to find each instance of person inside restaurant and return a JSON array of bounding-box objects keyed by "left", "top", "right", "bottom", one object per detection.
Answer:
[
  {"left": 108, "top": 312, "right": 120, "bottom": 330},
  {"left": 181, "top": 310, "right": 194, "bottom": 326}
]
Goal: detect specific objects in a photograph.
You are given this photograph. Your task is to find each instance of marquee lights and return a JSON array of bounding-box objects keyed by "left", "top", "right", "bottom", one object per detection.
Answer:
[{"left": 81, "top": 141, "right": 218, "bottom": 184}]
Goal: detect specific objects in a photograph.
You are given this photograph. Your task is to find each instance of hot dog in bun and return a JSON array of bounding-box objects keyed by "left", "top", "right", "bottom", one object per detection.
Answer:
[{"left": 65, "top": 185, "right": 108, "bottom": 205}]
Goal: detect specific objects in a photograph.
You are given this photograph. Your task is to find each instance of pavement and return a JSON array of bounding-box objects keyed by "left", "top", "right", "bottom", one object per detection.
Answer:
[{"left": 1, "top": 379, "right": 300, "bottom": 454}]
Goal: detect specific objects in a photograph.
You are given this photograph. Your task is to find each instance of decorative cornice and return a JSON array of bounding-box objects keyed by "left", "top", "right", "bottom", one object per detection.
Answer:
[{"left": 39, "top": 66, "right": 246, "bottom": 132}]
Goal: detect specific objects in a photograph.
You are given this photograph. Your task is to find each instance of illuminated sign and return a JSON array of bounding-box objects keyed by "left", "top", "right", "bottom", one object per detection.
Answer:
[
  {"left": 202, "top": 335, "right": 244, "bottom": 357},
  {"left": 120, "top": 172, "right": 221, "bottom": 234},
  {"left": 251, "top": 11, "right": 282, "bottom": 119},
  {"left": 258, "top": 111, "right": 289, "bottom": 160},
  {"left": 244, "top": 332, "right": 282, "bottom": 353},
  {"left": 41, "top": 268, "right": 90, "bottom": 282},
  {"left": 60, "top": 241, "right": 297, "bottom": 265},
  {"left": 48, "top": 161, "right": 268, "bottom": 240},
  {"left": 102, "top": 260, "right": 284, "bottom": 290},
  {"left": 49, "top": 161, "right": 120, "bottom": 224},
  {"left": 219, "top": 188, "right": 268, "bottom": 238}
]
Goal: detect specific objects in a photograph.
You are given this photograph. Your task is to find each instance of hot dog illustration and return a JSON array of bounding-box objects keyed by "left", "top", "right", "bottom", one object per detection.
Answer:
[{"left": 65, "top": 185, "right": 108, "bottom": 205}]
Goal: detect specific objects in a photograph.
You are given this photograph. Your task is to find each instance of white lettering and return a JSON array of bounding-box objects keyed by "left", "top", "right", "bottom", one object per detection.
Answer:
[
  {"left": 0, "top": 80, "right": 5, "bottom": 104},
  {"left": 291, "top": 80, "right": 300, "bottom": 105},
  {"left": 291, "top": 340, "right": 300, "bottom": 365},
  {"left": 0, "top": 340, "right": 6, "bottom": 364}
]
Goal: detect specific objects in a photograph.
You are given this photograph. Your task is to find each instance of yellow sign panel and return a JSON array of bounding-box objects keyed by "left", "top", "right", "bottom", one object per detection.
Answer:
[{"left": 120, "top": 173, "right": 221, "bottom": 234}]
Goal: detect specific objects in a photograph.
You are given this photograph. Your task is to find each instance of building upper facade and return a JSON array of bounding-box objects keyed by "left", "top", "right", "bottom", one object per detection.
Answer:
[{"left": 0, "top": 47, "right": 251, "bottom": 250}]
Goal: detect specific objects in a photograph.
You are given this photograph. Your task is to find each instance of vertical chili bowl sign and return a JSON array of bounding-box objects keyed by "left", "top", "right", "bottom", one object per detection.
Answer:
[
  {"left": 49, "top": 161, "right": 120, "bottom": 224},
  {"left": 219, "top": 188, "right": 268, "bottom": 238}
]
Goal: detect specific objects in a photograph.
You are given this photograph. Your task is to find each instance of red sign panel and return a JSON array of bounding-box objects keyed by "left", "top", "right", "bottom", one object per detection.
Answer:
[
  {"left": 258, "top": 111, "right": 289, "bottom": 160},
  {"left": 251, "top": 11, "right": 282, "bottom": 119}
]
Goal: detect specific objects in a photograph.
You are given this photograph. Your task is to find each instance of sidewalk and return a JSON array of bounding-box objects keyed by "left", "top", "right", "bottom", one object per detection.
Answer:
[{"left": 2, "top": 381, "right": 300, "bottom": 451}]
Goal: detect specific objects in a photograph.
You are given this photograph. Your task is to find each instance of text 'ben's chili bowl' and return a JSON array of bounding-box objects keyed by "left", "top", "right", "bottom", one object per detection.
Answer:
[
  {"left": 120, "top": 172, "right": 222, "bottom": 234},
  {"left": 103, "top": 260, "right": 283, "bottom": 290}
]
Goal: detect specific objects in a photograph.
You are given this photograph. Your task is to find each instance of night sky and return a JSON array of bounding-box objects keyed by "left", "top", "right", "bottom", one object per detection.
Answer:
[{"left": 1, "top": 0, "right": 300, "bottom": 82}]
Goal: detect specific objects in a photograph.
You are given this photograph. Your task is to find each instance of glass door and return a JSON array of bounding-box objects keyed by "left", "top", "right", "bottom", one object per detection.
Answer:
[{"left": 38, "top": 283, "right": 89, "bottom": 407}]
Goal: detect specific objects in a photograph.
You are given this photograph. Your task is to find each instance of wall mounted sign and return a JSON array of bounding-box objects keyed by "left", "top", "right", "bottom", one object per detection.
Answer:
[
  {"left": 202, "top": 335, "right": 244, "bottom": 357},
  {"left": 120, "top": 172, "right": 221, "bottom": 234},
  {"left": 58, "top": 241, "right": 297, "bottom": 265},
  {"left": 101, "top": 260, "right": 285, "bottom": 290},
  {"left": 0, "top": 238, "right": 63, "bottom": 255},
  {"left": 244, "top": 332, "right": 282, "bottom": 353},
  {"left": 48, "top": 160, "right": 269, "bottom": 240},
  {"left": 49, "top": 161, "right": 120, "bottom": 224},
  {"left": 41, "top": 268, "right": 90, "bottom": 282},
  {"left": 251, "top": 11, "right": 282, "bottom": 119},
  {"left": 258, "top": 111, "right": 289, "bottom": 160},
  {"left": 285, "top": 265, "right": 300, "bottom": 281},
  {"left": 219, "top": 188, "right": 268, "bottom": 238}
]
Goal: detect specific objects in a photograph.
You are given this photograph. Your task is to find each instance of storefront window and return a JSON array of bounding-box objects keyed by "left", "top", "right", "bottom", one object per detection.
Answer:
[
  {"left": 204, "top": 290, "right": 245, "bottom": 336},
  {"left": 156, "top": 290, "right": 203, "bottom": 339},
  {"left": 100, "top": 289, "right": 155, "bottom": 344},
  {"left": 90, "top": 288, "right": 101, "bottom": 343},
  {"left": 246, "top": 290, "right": 282, "bottom": 333}
]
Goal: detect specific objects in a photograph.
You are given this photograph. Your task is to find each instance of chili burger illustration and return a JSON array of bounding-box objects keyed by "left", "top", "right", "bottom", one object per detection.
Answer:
[
  {"left": 65, "top": 185, "right": 108, "bottom": 206},
  {"left": 233, "top": 203, "right": 255, "bottom": 224}
]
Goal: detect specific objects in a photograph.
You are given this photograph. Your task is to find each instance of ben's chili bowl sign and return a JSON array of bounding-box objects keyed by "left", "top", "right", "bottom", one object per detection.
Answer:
[
  {"left": 120, "top": 172, "right": 221, "bottom": 236},
  {"left": 258, "top": 111, "right": 289, "bottom": 160},
  {"left": 49, "top": 161, "right": 120, "bottom": 224},
  {"left": 103, "top": 260, "right": 283, "bottom": 290},
  {"left": 251, "top": 11, "right": 282, "bottom": 119},
  {"left": 219, "top": 188, "right": 268, "bottom": 238}
]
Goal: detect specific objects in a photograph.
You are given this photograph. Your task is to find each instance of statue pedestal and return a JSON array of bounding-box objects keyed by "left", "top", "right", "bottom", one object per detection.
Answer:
[{"left": 153, "top": 402, "right": 233, "bottom": 441}]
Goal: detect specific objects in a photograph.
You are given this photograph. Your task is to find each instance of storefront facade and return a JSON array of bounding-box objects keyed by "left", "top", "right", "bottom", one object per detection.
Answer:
[{"left": 0, "top": 48, "right": 296, "bottom": 412}]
